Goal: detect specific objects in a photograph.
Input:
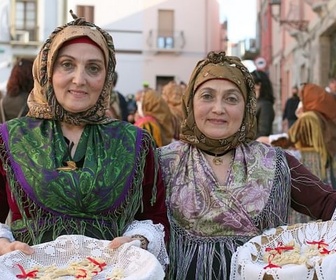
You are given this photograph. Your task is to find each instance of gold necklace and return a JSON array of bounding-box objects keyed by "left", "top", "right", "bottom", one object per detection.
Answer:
[
  {"left": 213, "top": 156, "right": 224, "bottom": 165},
  {"left": 202, "top": 149, "right": 233, "bottom": 165},
  {"left": 56, "top": 141, "right": 78, "bottom": 171}
]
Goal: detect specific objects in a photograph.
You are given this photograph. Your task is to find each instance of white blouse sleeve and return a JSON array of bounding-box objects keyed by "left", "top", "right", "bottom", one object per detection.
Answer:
[{"left": 0, "top": 223, "right": 15, "bottom": 242}]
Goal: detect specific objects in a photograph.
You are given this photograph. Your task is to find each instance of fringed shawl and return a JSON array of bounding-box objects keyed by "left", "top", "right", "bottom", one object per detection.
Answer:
[
  {"left": 159, "top": 141, "right": 291, "bottom": 279},
  {"left": 288, "top": 111, "right": 336, "bottom": 179},
  {"left": 135, "top": 115, "right": 163, "bottom": 147},
  {"left": 0, "top": 117, "right": 156, "bottom": 245}
]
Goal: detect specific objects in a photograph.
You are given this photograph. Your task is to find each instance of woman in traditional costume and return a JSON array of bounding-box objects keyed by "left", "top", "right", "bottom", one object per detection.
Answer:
[
  {"left": 288, "top": 83, "right": 336, "bottom": 185},
  {"left": 134, "top": 88, "right": 174, "bottom": 147},
  {"left": 158, "top": 51, "right": 336, "bottom": 279},
  {"left": 161, "top": 81, "right": 184, "bottom": 140},
  {"left": 0, "top": 11, "right": 169, "bottom": 267}
]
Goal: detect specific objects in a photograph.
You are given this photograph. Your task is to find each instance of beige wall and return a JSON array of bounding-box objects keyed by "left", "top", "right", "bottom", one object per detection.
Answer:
[
  {"left": 66, "top": 0, "right": 222, "bottom": 93},
  {"left": 262, "top": 0, "right": 336, "bottom": 132},
  {"left": 142, "top": 0, "right": 221, "bottom": 89},
  {"left": 0, "top": 0, "right": 223, "bottom": 95}
]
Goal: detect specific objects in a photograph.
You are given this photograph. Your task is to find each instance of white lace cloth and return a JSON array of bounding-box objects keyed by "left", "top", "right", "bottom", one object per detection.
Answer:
[
  {"left": 0, "top": 219, "right": 169, "bottom": 268},
  {"left": 230, "top": 220, "right": 336, "bottom": 280},
  {"left": 0, "top": 235, "right": 165, "bottom": 279},
  {"left": 123, "top": 219, "right": 169, "bottom": 268}
]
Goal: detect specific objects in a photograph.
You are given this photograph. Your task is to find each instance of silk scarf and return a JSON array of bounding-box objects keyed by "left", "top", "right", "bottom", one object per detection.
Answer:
[{"left": 0, "top": 117, "right": 154, "bottom": 244}]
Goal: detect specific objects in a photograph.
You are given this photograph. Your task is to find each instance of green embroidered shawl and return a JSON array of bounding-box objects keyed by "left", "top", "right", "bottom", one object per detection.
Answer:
[{"left": 0, "top": 117, "right": 155, "bottom": 245}]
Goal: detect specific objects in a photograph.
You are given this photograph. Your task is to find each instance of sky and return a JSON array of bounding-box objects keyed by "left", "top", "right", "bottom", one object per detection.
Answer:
[{"left": 219, "top": 0, "right": 257, "bottom": 43}]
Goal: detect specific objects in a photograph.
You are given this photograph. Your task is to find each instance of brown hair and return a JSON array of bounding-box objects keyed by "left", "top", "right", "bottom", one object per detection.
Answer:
[{"left": 6, "top": 58, "right": 34, "bottom": 97}]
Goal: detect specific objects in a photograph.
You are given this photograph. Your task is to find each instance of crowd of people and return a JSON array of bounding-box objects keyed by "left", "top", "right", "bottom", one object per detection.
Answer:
[
  {"left": 0, "top": 58, "right": 34, "bottom": 123},
  {"left": 0, "top": 12, "right": 336, "bottom": 280}
]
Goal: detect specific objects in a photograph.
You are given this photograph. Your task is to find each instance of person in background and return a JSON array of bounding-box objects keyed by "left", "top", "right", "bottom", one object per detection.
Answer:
[
  {"left": 282, "top": 85, "right": 300, "bottom": 130},
  {"left": 142, "top": 81, "right": 151, "bottom": 91},
  {"left": 0, "top": 58, "right": 34, "bottom": 123},
  {"left": 158, "top": 51, "right": 336, "bottom": 279},
  {"left": 134, "top": 88, "right": 174, "bottom": 147},
  {"left": 161, "top": 81, "right": 184, "bottom": 140},
  {"left": 126, "top": 93, "right": 137, "bottom": 124},
  {"left": 0, "top": 11, "right": 169, "bottom": 268},
  {"left": 289, "top": 83, "right": 336, "bottom": 187},
  {"left": 179, "top": 81, "right": 187, "bottom": 92},
  {"left": 325, "top": 77, "right": 336, "bottom": 95},
  {"left": 106, "top": 71, "right": 129, "bottom": 121},
  {"left": 251, "top": 69, "right": 275, "bottom": 138}
]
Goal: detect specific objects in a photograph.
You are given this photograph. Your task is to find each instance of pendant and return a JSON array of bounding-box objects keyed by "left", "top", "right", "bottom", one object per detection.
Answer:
[
  {"left": 213, "top": 156, "right": 224, "bottom": 165},
  {"left": 56, "top": 160, "right": 78, "bottom": 171}
]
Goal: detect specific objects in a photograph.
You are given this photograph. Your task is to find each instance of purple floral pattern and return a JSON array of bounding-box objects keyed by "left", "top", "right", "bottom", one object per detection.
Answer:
[{"left": 159, "top": 141, "right": 279, "bottom": 236}]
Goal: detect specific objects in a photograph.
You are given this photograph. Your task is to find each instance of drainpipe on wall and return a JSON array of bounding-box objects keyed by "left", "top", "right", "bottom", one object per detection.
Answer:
[
  {"left": 58, "top": 0, "right": 68, "bottom": 25},
  {"left": 205, "top": 0, "right": 208, "bottom": 55}
]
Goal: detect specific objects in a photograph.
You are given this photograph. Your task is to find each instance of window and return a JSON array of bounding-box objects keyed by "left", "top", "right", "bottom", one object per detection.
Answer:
[
  {"left": 77, "top": 5, "right": 94, "bottom": 23},
  {"left": 15, "top": 0, "right": 37, "bottom": 41},
  {"left": 157, "top": 10, "right": 174, "bottom": 49},
  {"left": 157, "top": 37, "right": 174, "bottom": 49}
]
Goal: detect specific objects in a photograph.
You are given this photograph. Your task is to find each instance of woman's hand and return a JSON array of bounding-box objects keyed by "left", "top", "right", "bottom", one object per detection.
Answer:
[
  {"left": 0, "top": 238, "right": 34, "bottom": 256},
  {"left": 108, "top": 236, "right": 133, "bottom": 249}
]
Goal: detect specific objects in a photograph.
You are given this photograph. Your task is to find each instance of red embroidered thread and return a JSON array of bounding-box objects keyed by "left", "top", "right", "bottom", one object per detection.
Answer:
[
  {"left": 263, "top": 242, "right": 295, "bottom": 269},
  {"left": 15, "top": 264, "right": 38, "bottom": 279}
]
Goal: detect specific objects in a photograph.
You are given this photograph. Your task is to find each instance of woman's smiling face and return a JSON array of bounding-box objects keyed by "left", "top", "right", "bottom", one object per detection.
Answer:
[
  {"left": 52, "top": 42, "right": 106, "bottom": 113},
  {"left": 193, "top": 79, "right": 245, "bottom": 139}
]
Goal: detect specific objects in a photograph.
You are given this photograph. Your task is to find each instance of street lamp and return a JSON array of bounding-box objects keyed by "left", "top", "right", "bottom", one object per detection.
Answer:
[{"left": 269, "top": 0, "right": 309, "bottom": 32}]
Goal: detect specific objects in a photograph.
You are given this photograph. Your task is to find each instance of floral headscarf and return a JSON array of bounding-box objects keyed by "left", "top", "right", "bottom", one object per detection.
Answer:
[
  {"left": 180, "top": 51, "right": 257, "bottom": 155},
  {"left": 27, "top": 11, "right": 116, "bottom": 125}
]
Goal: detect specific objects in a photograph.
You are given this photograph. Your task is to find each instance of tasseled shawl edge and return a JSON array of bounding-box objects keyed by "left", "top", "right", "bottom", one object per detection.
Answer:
[
  {"left": 288, "top": 111, "right": 328, "bottom": 178},
  {"left": 140, "top": 130, "right": 159, "bottom": 206},
  {"left": 252, "top": 147, "right": 291, "bottom": 230},
  {"left": 166, "top": 148, "right": 291, "bottom": 280},
  {"left": 0, "top": 126, "right": 158, "bottom": 245}
]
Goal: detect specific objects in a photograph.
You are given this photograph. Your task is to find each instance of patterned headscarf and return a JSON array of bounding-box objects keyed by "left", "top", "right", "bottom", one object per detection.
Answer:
[
  {"left": 140, "top": 88, "right": 174, "bottom": 146},
  {"left": 161, "top": 81, "right": 184, "bottom": 119},
  {"left": 26, "top": 11, "right": 116, "bottom": 125},
  {"left": 180, "top": 51, "right": 257, "bottom": 155}
]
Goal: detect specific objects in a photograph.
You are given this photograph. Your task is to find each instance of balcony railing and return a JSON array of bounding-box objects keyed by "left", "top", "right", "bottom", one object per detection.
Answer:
[
  {"left": 304, "top": 0, "right": 328, "bottom": 15},
  {"left": 281, "top": 3, "right": 309, "bottom": 32},
  {"left": 146, "top": 30, "right": 185, "bottom": 53},
  {"left": 10, "top": 28, "right": 39, "bottom": 45},
  {"left": 304, "top": 0, "right": 328, "bottom": 5}
]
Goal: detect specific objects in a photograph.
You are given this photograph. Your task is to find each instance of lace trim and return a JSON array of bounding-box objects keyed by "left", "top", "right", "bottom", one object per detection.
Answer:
[{"left": 332, "top": 208, "right": 336, "bottom": 221}]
